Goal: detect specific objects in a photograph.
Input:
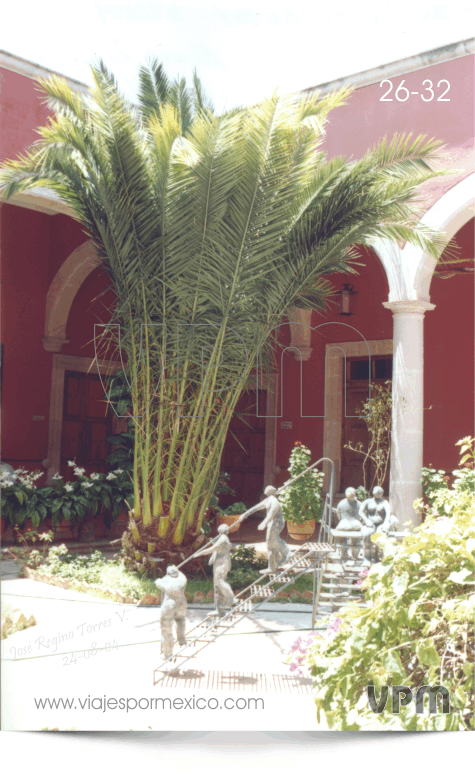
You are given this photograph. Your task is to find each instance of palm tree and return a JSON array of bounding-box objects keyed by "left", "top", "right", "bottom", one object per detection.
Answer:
[{"left": 0, "top": 62, "right": 448, "bottom": 570}]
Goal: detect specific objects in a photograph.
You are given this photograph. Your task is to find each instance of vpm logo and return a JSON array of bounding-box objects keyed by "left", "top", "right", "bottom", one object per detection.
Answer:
[{"left": 367, "top": 684, "right": 451, "bottom": 715}]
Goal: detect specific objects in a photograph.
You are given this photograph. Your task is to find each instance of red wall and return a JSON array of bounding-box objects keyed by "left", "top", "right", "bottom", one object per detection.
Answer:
[
  {"left": 424, "top": 218, "right": 475, "bottom": 472},
  {"left": 274, "top": 247, "right": 392, "bottom": 471},
  {"left": 62, "top": 265, "right": 116, "bottom": 359},
  {"left": 1, "top": 59, "right": 473, "bottom": 482},
  {"left": 0, "top": 203, "right": 112, "bottom": 472},
  {"left": 273, "top": 219, "right": 474, "bottom": 479},
  {"left": 1, "top": 203, "right": 52, "bottom": 468}
]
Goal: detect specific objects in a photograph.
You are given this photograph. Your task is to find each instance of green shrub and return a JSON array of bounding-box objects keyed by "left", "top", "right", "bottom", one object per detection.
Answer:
[
  {"left": 0, "top": 463, "right": 133, "bottom": 531},
  {"left": 307, "top": 437, "right": 475, "bottom": 731},
  {"left": 228, "top": 544, "right": 267, "bottom": 588}
]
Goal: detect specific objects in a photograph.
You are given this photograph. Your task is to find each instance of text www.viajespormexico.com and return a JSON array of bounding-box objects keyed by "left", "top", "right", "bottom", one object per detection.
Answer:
[{"left": 34, "top": 696, "right": 264, "bottom": 712}]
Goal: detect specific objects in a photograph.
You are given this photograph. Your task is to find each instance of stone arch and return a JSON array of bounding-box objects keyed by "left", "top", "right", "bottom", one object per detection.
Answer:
[
  {"left": 42, "top": 239, "right": 101, "bottom": 352},
  {"left": 371, "top": 174, "right": 475, "bottom": 304},
  {"left": 413, "top": 174, "right": 475, "bottom": 300}
]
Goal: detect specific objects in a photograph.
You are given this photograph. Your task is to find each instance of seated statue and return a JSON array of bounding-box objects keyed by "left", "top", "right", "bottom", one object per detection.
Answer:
[
  {"left": 334, "top": 487, "right": 365, "bottom": 563},
  {"left": 335, "top": 487, "right": 363, "bottom": 531},
  {"left": 359, "top": 486, "right": 399, "bottom": 534},
  {"left": 358, "top": 486, "right": 399, "bottom": 561}
]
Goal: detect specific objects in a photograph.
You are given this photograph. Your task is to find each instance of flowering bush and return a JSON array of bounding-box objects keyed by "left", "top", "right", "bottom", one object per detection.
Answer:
[
  {"left": 214, "top": 472, "right": 235, "bottom": 498},
  {"left": 1, "top": 468, "right": 53, "bottom": 529},
  {"left": 307, "top": 437, "right": 475, "bottom": 731},
  {"left": 286, "top": 619, "right": 347, "bottom": 677},
  {"left": 287, "top": 632, "right": 322, "bottom": 676},
  {"left": 0, "top": 462, "right": 133, "bottom": 530},
  {"left": 279, "top": 442, "right": 324, "bottom": 525}
]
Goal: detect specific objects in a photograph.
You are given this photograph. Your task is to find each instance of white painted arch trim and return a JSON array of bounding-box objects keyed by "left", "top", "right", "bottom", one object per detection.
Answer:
[{"left": 372, "top": 173, "right": 475, "bottom": 303}]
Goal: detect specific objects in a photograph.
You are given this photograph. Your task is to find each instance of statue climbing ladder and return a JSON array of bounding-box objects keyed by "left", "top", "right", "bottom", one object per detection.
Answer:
[{"left": 153, "top": 541, "right": 332, "bottom": 684}]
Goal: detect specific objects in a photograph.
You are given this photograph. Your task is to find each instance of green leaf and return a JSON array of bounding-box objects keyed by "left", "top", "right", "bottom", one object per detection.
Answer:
[
  {"left": 382, "top": 650, "right": 405, "bottom": 680},
  {"left": 106, "top": 434, "right": 132, "bottom": 446},
  {"left": 416, "top": 639, "right": 441, "bottom": 667},
  {"left": 106, "top": 449, "right": 130, "bottom": 464},
  {"left": 392, "top": 573, "right": 409, "bottom": 598},
  {"left": 462, "top": 662, "right": 473, "bottom": 678},
  {"left": 448, "top": 568, "right": 472, "bottom": 584}
]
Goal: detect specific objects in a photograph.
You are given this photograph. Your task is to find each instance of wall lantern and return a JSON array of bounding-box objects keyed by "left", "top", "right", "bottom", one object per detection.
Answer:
[{"left": 338, "top": 283, "right": 358, "bottom": 316}]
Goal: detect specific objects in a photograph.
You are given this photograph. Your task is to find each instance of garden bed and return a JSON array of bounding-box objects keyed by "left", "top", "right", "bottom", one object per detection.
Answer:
[{"left": 20, "top": 544, "right": 318, "bottom": 606}]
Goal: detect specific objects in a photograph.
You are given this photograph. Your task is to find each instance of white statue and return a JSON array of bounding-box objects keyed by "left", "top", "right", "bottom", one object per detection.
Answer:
[
  {"left": 358, "top": 486, "right": 399, "bottom": 560},
  {"left": 239, "top": 486, "right": 290, "bottom": 573},
  {"left": 155, "top": 565, "right": 188, "bottom": 659},
  {"left": 334, "top": 487, "right": 366, "bottom": 562},
  {"left": 194, "top": 524, "right": 239, "bottom": 615},
  {"left": 359, "top": 486, "right": 399, "bottom": 534}
]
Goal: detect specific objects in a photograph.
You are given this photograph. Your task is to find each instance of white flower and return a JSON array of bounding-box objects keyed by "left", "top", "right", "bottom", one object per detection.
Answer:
[
  {"left": 52, "top": 473, "right": 63, "bottom": 480},
  {"left": 113, "top": 468, "right": 124, "bottom": 474},
  {"left": 65, "top": 483, "right": 74, "bottom": 492},
  {"left": 81, "top": 482, "right": 93, "bottom": 489},
  {"left": 74, "top": 467, "right": 86, "bottom": 477},
  {"left": 106, "top": 472, "right": 117, "bottom": 480},
  {"left": 90, "top": 473, "right": 101, "bottom": 480},
  {"left": 67, "top": 460, "right": 76, "bottom": 467}
]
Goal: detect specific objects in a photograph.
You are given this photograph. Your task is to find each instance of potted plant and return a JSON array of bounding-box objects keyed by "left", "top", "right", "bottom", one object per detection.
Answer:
[
  {"left": 208, "top": 471, "right": 237, "bottom": 534},
  {"left": 280, "top": 442, "right": 324, "bottom": 539},
  {"left": 215, "top": 502, "right": 247, "bottom": 533}
]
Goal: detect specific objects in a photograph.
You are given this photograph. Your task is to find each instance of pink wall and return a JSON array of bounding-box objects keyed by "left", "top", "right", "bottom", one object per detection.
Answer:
[
  {"left": 320, "top": 55, "right": 474, "bottom": 159},
  {"left": 0, "top": 68, "right": 52, "bottom": 163}
]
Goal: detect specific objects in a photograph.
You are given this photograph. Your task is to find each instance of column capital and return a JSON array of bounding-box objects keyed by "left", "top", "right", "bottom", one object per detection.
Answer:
[
  {"left": 42, "top": 336, "right": 70, "bottom": 353},
  {"left": 287, "top": 306, "right": 313, "bottom": 361},
  {"left": 383, "top": 299, "right": 435, "bottom": 316}
]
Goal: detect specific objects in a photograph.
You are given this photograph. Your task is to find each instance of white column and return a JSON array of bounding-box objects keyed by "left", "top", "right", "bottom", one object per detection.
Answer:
[{"left": 383, "top": 300, "right": 435, "bottom": 528}]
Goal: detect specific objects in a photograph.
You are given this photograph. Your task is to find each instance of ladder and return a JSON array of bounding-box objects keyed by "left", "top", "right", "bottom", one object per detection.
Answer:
[
  {"left": 311, "top": 522, "right": 368, "bottom": 623},
  {"left": 153, "top": 541, "right": 332, "bottom": 685}
]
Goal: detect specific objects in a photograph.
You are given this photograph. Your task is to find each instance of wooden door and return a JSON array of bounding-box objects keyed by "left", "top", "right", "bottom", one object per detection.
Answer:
[
  {"left": 341, "top": 357, "right": 392, "bottom": 492},
  {"left": 221, "top": 390, "right": 266, "bottom": 509},
  {"left": 60, "top": 371, "right": 112, "bottom": 478}
]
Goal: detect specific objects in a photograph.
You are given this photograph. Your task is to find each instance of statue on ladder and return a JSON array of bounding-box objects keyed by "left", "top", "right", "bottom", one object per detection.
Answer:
[
  {"left": 239, "top": 486, "right": 291, "bottom": 573},
  {"left": 194, "top": 524, "right": 240, "bottom": 615},
  {"left": 155, "top": 565, "right": 188, "bottom": 659}
]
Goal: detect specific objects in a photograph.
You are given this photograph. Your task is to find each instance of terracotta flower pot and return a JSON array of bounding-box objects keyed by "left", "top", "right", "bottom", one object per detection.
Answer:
[
  {"left": 286, "top": 520, "right": 316, "bottom": 540},
  {"left": 217, "top": 514, "right": 240, "bottom": 533}
]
